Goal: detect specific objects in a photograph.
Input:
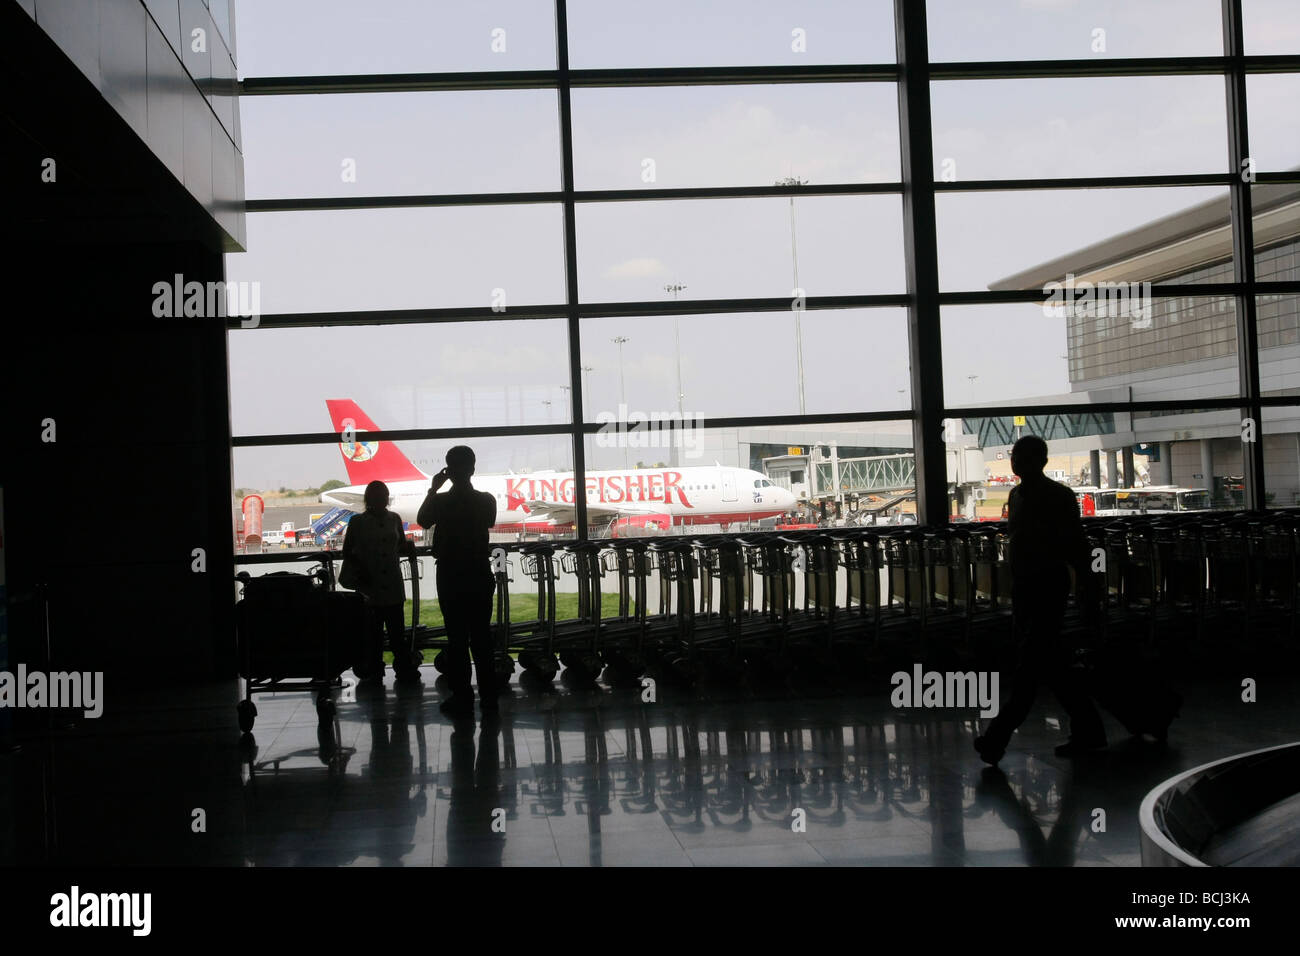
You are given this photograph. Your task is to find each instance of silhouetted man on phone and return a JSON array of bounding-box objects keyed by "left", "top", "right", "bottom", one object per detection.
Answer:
[
  {"left": 418, "top": 446, "right": 498, "bottom": 718},
  {"left": 976, "top": 434, "right": 1106, "bottom": 763}
]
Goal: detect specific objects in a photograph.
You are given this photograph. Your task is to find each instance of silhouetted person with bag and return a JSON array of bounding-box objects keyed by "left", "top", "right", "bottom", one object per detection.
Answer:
[
  {"left": 342, "top": 480, "right": 418, "bottom": 683},
  {"left": 976, "top": 435, "right": 1106, "bottom": 763},
  {"left": 418, "top": 446, "right": 498, "bottom": 718}
]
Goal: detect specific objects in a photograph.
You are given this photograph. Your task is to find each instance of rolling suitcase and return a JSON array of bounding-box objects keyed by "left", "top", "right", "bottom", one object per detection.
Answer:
[
  {"left": 237, "top": 571, "right": 362, "bottom": 680},
  {"left": 234, "top": 569, "right": 365, "bottom": 733},
  {"left": 1080, "top": 642, "right": 1183, "bottom": 742}
]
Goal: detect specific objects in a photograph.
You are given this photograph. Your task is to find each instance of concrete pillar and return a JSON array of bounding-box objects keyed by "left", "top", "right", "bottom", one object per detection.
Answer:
[
  {"left": 1154, "top": 442, "right": 1173, "bottom": 485},
  {"left": 1121, "top": 447, "right": 1135, "bottom": 488},
  {"left": 1200, "top": 439, "right": 1215, "bottom": 497},
  {"left": 1105, "top": 449, "right": 1119, "bottom": 489},
  {"left": 1089, "top": 449, "right": 1101, "bottom": 487}
]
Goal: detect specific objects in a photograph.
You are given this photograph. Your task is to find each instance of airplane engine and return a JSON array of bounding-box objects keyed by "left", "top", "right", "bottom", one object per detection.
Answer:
[{"left": 610, "top": 513, "right": 672, "bottom": 537}]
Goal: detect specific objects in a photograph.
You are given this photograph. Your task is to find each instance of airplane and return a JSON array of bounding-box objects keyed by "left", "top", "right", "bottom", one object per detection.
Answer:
[{"left": 318, "top": 399, "right": 798, "bottom": 535}]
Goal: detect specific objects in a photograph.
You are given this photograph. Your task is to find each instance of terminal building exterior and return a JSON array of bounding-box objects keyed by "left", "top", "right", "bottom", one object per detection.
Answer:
[{"left": 977, "top": 182, "right": 1299, "bottom": 508}]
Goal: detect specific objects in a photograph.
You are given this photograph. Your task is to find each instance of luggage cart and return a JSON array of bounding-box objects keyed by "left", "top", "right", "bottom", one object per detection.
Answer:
[
  {"left": 832, "top": 528, "right": 883, "bottom": 651},
  {"left": 234, "top": 557, "right": 362, "bottom": 735},
  {"left": 644, "top": 537, "right": 699, "bottom": 681},
  {"left": 779, "top": 531, "right": 838, "bottom": 662},
  {"left": 598, "top": 539, "right": 652, "bottom": 684},
  {"left": 487, "top": 544, "right": 521, "bottom": 687},
  {"left": 681, "top": 534, "right": 745, "bottom": 680},
  {"left": 1152, "top": 520, "right": 1207, "bottom": 639},
  {"left": 397, "top": 553, "right": 424, "bottom": 675},
  {"left": 730, "top": 532, "right": 799, "bottom": 677},
  {"left": 1248, "top": 518, "right": 1298, "bottom": 637},
  {"left": 1204, "top": 520, "right": 1252, "bottom": 636},
  {"left": 513, "top": 542, "right": 561, "bottom": 681},
  {"left": 554, "top": 541, "right": 605, "bottom": 681}
]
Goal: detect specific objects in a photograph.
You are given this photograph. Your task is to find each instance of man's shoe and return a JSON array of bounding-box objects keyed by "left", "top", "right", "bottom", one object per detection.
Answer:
[
  {"left": 974, "top": 735, "right": 1004, "bottom": 766},
  {"left": 1053, "top": 737, "right": 1107, "bottom": 757}
]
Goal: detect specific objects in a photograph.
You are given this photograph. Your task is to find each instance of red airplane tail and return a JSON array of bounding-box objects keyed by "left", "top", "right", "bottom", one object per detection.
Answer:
[{"left": 325, "top": 399, "right": 427, "bottom": 486}]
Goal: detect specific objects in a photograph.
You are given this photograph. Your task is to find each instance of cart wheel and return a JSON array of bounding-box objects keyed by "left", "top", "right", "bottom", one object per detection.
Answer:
[
  {"left": 603, "top": 653, "right": 646, "bottom": 687},
  {"left": 560, "top": 653, "right": 601, "bottom": 683},
  {"left": 538, "top": 653, "right": 560, "bottom": 679},
  {"left": 494, "top": 653, "right": 516, "bottom": 684},
  {"left": 316, "top": 693, "right": 335, "bottom": 720},
  {"left": 433, "top": 650, "right": 448, "bottom": 674},
  {"left": 520, "top": 650, "right": 559, "bottom": 679},
  {"left": 237, "top": 699, "right": 257, "bottom": 734}
]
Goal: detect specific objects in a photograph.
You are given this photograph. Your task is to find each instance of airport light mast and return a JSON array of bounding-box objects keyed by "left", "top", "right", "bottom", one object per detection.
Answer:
[
  {"left": 664, "top": 282, "right": 687, "bottom": 416},
  {"left": 612, "top": 335, "right": 630, "bottom": 467},
  {"left": 542, "top": 398, "right": 553, "bottom": 469},
  {"left": 776, "top": 175, "right": 809, "bottom": 416},
  {"left": 580, "top": 365, "right": 594, "bottom": 468},
  {"left": 559, "top": 386, "right": 571, "bottom": 470}
]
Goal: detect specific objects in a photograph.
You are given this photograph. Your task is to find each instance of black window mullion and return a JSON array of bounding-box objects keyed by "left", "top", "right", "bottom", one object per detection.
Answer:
[
  {"left": 555, "top": 0, "right": 588, "bottom": 539},
  {"left": 1223, "top": 0, "right": 1266, "bottom": 509},
  {"left": 895, "top": 0, "right": 947, "bottom": 525}
]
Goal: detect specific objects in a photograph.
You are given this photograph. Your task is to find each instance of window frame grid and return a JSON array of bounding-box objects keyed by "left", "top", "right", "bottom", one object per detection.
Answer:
[{"left": 228, "top": 0, "right": 1300, "bottom": 529}]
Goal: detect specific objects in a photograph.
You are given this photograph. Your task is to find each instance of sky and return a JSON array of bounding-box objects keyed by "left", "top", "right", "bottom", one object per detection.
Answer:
[{"left": 224, "top": 0, "right": 1300, "bottom": 488}]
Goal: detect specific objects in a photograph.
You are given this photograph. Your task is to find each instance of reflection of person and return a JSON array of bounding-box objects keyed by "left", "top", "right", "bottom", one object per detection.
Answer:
[
  {"left": 446, "top": 715, "right": 504, "bottom": 866},
  {"left": 975, "top": 767, "right": 1082, "bottom": 866},
  {"left": 976, "top": 435, "right": 1105, "bottom": 763},
  {"left": 342, "top": 480, "right": 418, "bottom": 682},
  {"left": 417, "top": 447, "right": 498, "bottom": 717}
]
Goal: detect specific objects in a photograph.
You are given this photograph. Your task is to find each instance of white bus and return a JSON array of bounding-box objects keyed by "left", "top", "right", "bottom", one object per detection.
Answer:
[{"left": 1074, "top": 486, "right": 1212, "bottom": 517}]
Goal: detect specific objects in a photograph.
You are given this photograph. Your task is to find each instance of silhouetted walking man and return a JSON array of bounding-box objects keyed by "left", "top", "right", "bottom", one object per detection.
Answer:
[
  {"left": 418, "top": 446, "right": 498, "bottom": 718},
  {"left": 976, "top": 435, "right": 1105, "bottom": 763}
]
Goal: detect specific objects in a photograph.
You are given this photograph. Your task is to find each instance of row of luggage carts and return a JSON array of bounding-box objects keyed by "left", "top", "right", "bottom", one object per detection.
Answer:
[
  {"left": 234, "top": 509, "right": 1299, "bottom": 730},
  {"left": 469, "top": 509, "right": 1299, "bottom": 687},
  {"left": 1090, "top": 510, "right": 1300, "bottom": 643}
]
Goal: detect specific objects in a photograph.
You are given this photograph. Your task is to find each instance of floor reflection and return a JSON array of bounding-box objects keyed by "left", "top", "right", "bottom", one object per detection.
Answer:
[{"left": 225, "top": 674, "right": 1195, "bottom": 866}]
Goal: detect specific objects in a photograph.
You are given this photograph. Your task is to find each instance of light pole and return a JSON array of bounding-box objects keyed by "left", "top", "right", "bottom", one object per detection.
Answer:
[
  {"left": 558, "top": 385, "right": 570, "bottom": 471},
  {"left": 776, "top": 175, "right": 809, "bottom": 415},
  {"left": 612, "top": 336, "right": 630, "bottom": 467},
  {"left": 542, "top": 398, "right": 553, "bottom": 470},
  {"left": 664, "top": 282, "right": 687, "bottom": 416},
  {"left": 580, "top": 364, "right": 594, "bottom": 468}
]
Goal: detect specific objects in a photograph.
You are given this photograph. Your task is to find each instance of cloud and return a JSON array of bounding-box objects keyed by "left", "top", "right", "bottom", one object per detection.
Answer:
[{"left": 604, "top": 257, "right": 669, "bottom": 279}]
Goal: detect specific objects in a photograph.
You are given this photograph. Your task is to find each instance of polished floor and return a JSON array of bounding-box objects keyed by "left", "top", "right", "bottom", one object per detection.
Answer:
[{"left": 3, "top": 664, "right": 1298, "bottom": 866}]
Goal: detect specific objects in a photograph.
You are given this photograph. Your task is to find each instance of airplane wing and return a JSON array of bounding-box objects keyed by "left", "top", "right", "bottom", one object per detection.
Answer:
[
  {"left": 518, "top": 499, "right": 664, "bottom": 526},
  {"left": 323, "top": 491, "right": 367, "bottom": 508}
]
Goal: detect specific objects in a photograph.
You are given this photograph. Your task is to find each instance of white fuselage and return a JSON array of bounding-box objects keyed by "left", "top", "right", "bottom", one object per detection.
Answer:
[{"left": 322, "top": 465, "right": 796, "bottom": 532}]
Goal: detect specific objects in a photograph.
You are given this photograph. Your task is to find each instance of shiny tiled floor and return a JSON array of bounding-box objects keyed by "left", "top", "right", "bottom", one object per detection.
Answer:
[{"left": 3, "top": 665, "right": 1298, "bottom": 866}]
